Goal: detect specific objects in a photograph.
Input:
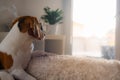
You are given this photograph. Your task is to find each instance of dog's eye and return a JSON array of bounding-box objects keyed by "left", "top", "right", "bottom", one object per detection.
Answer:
[
  {"left": 39, "top": 23, "right": 43, "bottom": 31},
  {"left": 38, "top": 19, "right": 43, "bottom": 30},
  {"left": 38, "top": 22, "right": 46, "bottom": 35}
]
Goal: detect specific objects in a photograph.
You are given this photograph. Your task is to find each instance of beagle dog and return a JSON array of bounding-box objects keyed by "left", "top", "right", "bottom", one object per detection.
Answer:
[{"left": 0, "top": 16, "right": 45, "bottom": 80}]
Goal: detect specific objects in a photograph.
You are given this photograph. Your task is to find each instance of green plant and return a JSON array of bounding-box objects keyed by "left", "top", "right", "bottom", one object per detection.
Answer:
[{"left": 41, "top": 7, "right": 63, "bottom": 25}]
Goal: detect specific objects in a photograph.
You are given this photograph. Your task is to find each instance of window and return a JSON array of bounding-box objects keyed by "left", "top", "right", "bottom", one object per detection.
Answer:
[{"left": 72, "top": 0, "right": 116, "bottom": 59}]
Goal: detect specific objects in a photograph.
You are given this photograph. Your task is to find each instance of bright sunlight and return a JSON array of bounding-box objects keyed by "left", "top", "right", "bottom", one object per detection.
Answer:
[{"left": 72, "top": 0, "right": 116, "bottom": 58}]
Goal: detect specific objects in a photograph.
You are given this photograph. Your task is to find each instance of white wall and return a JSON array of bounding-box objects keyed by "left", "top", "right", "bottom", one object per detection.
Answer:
[
  {"left": 13, "top": 0, "right": 63, "bottom": 19},
  {"left": 0, "top": 0, "right": 63, "bottom": 31}
]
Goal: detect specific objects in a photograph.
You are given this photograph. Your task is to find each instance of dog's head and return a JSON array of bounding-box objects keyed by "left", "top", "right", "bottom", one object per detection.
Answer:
[{"left": 11, "top": 16, "right": 45, "bottom": 40}]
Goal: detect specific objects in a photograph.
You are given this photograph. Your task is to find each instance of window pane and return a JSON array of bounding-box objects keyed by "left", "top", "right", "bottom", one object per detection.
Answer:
[{"left": 72, "top": 0, "right": 116, "bottom": 59}]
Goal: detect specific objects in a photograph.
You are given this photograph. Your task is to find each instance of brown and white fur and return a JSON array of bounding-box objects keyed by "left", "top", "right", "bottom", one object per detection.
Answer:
[{"left": 0, "top": 16, "right": 45, "bottom": 80}]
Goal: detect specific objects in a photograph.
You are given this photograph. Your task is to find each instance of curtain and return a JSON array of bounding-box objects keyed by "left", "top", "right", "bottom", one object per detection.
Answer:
[
  {"left": 62, "top": 0, "right": 73, "bottom": 55},
  {"left": 116, "top": 0, "right": 120, "bottom": 60}
]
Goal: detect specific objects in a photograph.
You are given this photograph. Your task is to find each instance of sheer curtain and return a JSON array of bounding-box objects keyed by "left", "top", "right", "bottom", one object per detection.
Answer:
[
  {"left": 116, "top": 0, "right": 120, "bottom": 60},
  {"left": 62, "top": 0, "right": 117, "bottom": 57},
  {"left": 62, "top": 0, "right": 73, "bottom": 55}
]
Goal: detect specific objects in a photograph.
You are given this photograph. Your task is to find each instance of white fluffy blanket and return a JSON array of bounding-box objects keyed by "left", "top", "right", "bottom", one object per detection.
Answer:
[{"left": 26, "top": 50, "right": 120, "bottom": 80}]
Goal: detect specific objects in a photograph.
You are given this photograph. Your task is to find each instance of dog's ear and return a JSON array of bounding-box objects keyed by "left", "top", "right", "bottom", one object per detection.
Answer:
[
  {"left": 10, "top": 16, "right": 30, "bottom": 33},
  {"left": 10, "top": 16, "right": 35, "bottom": 33},
  {"left": 18, "top": 17, "right": 31, "bottom": 33}
]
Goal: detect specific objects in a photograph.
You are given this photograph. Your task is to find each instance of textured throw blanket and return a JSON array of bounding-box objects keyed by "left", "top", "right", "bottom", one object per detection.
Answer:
[{"left": 26, "top": 50, "right": 120, "bottom": 80}]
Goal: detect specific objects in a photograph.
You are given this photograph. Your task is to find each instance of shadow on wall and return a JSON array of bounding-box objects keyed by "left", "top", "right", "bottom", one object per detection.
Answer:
[{"left": 0, "top": 0, "right": 18, "bottom": 32}]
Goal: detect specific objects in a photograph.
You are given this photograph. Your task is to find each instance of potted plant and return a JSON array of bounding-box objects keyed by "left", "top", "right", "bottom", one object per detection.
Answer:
[{"left": 41, "top": 7, "right": 63, "bottom": 34}]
